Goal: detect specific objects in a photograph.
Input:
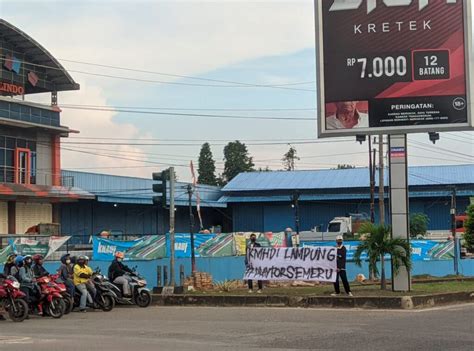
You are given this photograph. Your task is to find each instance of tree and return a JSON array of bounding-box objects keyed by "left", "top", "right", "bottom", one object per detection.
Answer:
[
  {"left": 222, "top": 141, "right": 254, "bottom": 183},
  {"left": 257, "top": 166, "right": 271, "bottom": 172},
  {"left": 463, "top": 204, "right": 474, "bottom": 251},
  {"left": 282, "top": 146, "right": 300, "bottom": 171},
  {"left": 197, "top": 143, "right": 217, "bottom": 186},
  {"left": 354, "top": 223, "right": 412, "bottom": 290},
  {"left": 409, "top": 213, "right": 429, "bottom": 238}
]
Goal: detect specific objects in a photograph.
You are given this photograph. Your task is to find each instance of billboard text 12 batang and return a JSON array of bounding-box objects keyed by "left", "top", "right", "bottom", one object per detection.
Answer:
[{"left": 316, "top": 0, "right": 473, "bottom": 137}]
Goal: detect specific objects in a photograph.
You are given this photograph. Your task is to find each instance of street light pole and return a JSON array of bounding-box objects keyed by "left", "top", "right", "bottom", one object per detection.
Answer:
[
  {"left": 169, "top": 167, "right": 176, "bottom": 286},
  {"left": 451, "top": 187, "right": 459, "bottom": 276},
  {"left": 187, "top": 184, "right": 196, "bottom": 273}
]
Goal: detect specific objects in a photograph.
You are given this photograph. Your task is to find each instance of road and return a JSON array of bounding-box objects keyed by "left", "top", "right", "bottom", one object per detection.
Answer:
[{"left": 1, "top": 304, "right": 473, "bottom": 350}]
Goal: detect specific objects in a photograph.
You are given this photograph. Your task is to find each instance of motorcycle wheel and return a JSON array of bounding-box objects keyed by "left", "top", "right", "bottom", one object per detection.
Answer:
[
  {"left": 7, "top": 299, "right": 29, "bottom": 322},
  {"left": 98, "top": 294, "right": 115, "bottom": 312},
  {"left": 63, "top": 296, "right": 74, "bottom": 315},
  {"left": 47, "top": 298, "right": 65, "bottom": 319},
  {"left": 135, "top": 290, "right": 152, "bottom": 308}
]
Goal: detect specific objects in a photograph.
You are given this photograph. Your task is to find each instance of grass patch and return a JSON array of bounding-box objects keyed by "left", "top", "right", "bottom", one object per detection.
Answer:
[{"left": 189, "top": 280, "right": 474, "bottom": 297}]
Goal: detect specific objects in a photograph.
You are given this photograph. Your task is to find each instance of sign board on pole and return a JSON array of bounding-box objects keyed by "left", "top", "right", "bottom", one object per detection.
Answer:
[{"left": 315, "top": 0, "right": 473, "bottom": 137}]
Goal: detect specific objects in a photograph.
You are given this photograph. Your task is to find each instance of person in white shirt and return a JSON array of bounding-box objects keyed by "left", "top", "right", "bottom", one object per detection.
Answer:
[{"left": 326, "top": 101, "right": 368, "bottom": 130}]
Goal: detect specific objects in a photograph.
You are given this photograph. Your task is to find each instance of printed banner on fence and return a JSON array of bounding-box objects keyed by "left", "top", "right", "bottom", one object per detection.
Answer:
[
  {"left": 234, "top": 232, "right": 287, "bottom": 255},
  {"left": 0, "top": 245, "right": 14, "bottom": 264},
  {"left": 10, "top": 236, "right": 71, "bottom": 258},
  {"left": 170, "top": 233, "right": 215, "bottom": 258},
  {"left": 244, "top": 246, "right": 337, "bottom": 282},
  {"left": 125, "top": 235, "right": 167, "bottom": 260},
  {"left": 92, "top": 237, "right": 145, "bottom": 261},
  {"left": 301, "top": 240, "right": 454, "bottom": 261}
]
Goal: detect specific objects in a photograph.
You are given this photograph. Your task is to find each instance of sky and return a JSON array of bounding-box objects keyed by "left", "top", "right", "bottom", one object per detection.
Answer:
[{"left": 1, "top": 0, "right": 473, "bottom": 181}]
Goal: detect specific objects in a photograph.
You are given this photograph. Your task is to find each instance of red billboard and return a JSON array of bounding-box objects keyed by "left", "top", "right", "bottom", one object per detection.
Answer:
[{"left": 316, "top": 0, "right": 473, "bottom": 137}]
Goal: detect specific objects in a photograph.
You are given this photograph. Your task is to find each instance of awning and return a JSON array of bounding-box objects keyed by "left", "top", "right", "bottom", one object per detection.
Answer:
[{"left": 0, "top": 183, "right": 94, "bottom": 201}]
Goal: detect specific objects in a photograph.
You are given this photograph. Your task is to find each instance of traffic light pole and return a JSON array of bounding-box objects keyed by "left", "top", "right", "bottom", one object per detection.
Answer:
[
  {"left": 451, "top": 187, "right": 459, "bottom": 276},
  {"left": 187, "top": 184, "right": 196, "bottom": 273},
  {"left": 169, "top": 167, "right": 176, "bottom": 286}
]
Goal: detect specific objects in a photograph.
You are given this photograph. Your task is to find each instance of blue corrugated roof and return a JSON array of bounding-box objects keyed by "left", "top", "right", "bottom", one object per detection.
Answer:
[
  {"left": 61, "top": 170, "right": 225, "bottom": 207},
  {"left": 222, "top": 164, "right": 474, "bottom": 192}
]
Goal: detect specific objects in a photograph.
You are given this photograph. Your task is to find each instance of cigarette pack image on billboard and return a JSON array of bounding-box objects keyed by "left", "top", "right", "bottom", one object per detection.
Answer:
[{"left": 315, "top": 0, "right": 473, "bottom": 137}]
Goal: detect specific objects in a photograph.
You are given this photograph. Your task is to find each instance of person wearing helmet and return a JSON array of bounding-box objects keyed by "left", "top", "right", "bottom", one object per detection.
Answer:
[
  {"left": 108, "top": 252, "right": 134, "bottom": 296},
  {"left": 331, "top": 235, "right": 353, "bottom": 297},
  {"left": 82, "top": 255, "right": 97, "bottom": 300},
  {"left": 3, "top": 253, "right": 17, "bottom": 276},
  {"left": 10, "top": 255, "right": 24, "bottom": 280},
  {"left": 19, "top": 255, "right": 43, "bottom": 313},
  {"left": 32, "top": 254, "right": 49, "bottom": 278},
  {"left": 58, "top": 254, "right": 75, "bottom": 297},
  {"left": 74, "top": 255, "right": 93, "bottom": 311}
]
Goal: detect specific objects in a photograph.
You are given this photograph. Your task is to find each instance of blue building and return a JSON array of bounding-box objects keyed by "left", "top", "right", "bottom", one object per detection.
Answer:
[
  {"left": 220, "top": 164, "right": 474, "bottom": 233},
  {"left": 60, "top": 170, "right": 229, "bottom": 243}
]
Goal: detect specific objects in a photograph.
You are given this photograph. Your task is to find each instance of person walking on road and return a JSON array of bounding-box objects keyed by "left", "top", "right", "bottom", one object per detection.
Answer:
[
  {"left": 332, "top": 235, "right": 353, "bottom": 297},
  {"left": 245, "top": 233, "right": 263, "bottom": 294}
]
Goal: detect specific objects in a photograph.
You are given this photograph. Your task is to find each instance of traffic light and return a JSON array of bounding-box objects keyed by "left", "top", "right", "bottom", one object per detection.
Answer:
[{"left": 152, "top": 171, "right": 168, "bottom": 208}]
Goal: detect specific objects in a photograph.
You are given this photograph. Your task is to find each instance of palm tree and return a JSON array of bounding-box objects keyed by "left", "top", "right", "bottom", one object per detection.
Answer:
[{"left": 354, "top": 223, "right": 412, "bottom": 290}]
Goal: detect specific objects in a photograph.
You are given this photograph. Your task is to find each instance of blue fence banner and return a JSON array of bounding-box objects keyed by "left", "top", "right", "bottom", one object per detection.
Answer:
[
  {"left": 92, "top": 237, "right": 144, "bottom": 261},
  {"left": 301, "top": 240, "right": 454, "bottom": 261},
  {"left": 167, "top": 233, "right": 216, "bottom": 258}
]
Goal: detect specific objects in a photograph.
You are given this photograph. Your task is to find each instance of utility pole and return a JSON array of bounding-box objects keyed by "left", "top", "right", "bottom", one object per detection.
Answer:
[
  {"left": 187, "top": 184, "right": 196, "bottom": 273},
  {"left": 169, "top": 167, "right": 176, "bottom": 286},
  {"left": 292, "top": 191, "right": 300, "bottom": 246},
  {"left": 368, "top": 136, "right": 375, "bottom": 223},
  {"left": 451, "top": 187, "right": 459, "bottom": 275},
  {"left": 378, "top": 135, "right": 385, "bottom": 225}
]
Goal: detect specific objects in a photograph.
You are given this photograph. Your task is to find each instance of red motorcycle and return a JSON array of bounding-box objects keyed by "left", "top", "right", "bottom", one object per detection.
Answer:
[
  {"left": 32, "top": 276, "right": 65, "bottom": 318},
  {"left": 0, "top": 276, "right": 29, "bottom": 322},
  {"left": 50, "top": 274, "right": 74, "bottom": 315}
]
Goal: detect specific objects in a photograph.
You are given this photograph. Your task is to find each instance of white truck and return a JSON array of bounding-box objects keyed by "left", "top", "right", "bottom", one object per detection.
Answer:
[{"left": 299, "top": 213, "right": 369, "bottom": 242}]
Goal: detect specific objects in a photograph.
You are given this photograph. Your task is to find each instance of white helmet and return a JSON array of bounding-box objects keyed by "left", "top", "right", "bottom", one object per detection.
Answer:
[{"left": 336, "top": 235, "right": 343, "bottom": 241}]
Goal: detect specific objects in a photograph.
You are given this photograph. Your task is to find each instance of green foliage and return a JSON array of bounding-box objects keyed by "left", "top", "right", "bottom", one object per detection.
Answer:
[
  {"left": 409, "top": 213, "right": 429, "bottom": 238},
  {"left": 197, "top": 143, "right": 217, "bottom": 186},
  {"left": 463, "top": 204, "right": 474, "bottom": 251},
  {"left": 222, "top": 141, "right": 254, "bottom": 183},
  {"left": 215, "top": 280, "right": 240, "bottom": 292},
  {"left": 354, "top": 223, "right": 412, "bottom": 289},
  {"left": 282, "top": 146, "right": 300, "bottom": 171}
]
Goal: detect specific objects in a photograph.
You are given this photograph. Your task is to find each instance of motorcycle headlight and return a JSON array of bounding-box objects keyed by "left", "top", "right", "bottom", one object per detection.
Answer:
[{"left": 12, "top": 281, "right": 20, "bottom": 289}]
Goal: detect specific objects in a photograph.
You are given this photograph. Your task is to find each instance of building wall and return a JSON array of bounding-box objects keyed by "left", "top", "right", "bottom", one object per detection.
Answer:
[
  {"left": 0, "top": 201, "right": 7, "bottom": 234},
  {"left": 231, "top": 197, "right": 471, "bottom": 233},
  {"left": 36, "top": 132, "right": 52, "bottom": 186},
  {"left": 15, "top": 202, "right": 52, "bottom": 234}
]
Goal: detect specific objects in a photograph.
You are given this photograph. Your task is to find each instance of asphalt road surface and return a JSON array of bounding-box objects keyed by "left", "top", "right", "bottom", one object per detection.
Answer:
[{"left": 1, "top": 304, "right": 473, "bottom": 351}]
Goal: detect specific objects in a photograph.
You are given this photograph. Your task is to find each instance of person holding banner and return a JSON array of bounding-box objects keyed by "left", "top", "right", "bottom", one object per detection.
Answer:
[
  {"left": 245, "top": 234, "right": 263, "bottom": 293},
  {"left": 331, "top": 236, "right": 353, "bottom": 297}
]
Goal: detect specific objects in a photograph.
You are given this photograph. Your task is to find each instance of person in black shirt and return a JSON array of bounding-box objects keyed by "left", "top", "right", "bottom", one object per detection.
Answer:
[
  {"left": 331, "top": 235, "right": 353, "bottom": 296},
  {"left": 245, "top": 234, "right": 263, "bottom": 293}
]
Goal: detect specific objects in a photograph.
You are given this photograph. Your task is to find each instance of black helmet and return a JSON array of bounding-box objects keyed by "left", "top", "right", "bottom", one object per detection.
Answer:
[{"left": 60, "top": 253, "right": 71, "bottom": 264}]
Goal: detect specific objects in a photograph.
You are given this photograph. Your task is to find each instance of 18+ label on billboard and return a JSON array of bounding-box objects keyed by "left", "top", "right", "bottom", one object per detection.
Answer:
[{"left": 315, "top": 0, "right": 473, "bottom": 137}]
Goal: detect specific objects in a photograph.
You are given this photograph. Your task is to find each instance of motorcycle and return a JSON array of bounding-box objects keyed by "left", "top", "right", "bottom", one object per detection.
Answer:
[
  {"left": 96, "top": 268, "right": 152, "bottom": 308},
  {"left": 0, "top": 276, "right": 29, "bottom": 322},
  {"left": 33, "top": 275, "right": 65, "bottom": 319},
  {"left": 73, "top": 272, "right": 115, "bottom": 312},
  {"left": 50, "top": 274, "right": 74, "bottom": 315}
]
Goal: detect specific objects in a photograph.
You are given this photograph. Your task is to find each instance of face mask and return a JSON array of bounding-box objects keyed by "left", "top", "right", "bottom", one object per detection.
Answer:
[
  {"left": 25, "top": 259, "right": 32, "bottom": 264},
  {"left": 250, "top": 238, "right": 256, "bottom": 243},
  {"left": 117, "top": 258, "right": 123, "bottom": 262},
  {"left": 65, "top": 259, "right": 71, "bottom": 264},
  {"left": 337, "top": 241, "right": 343, "bottom": 246}
]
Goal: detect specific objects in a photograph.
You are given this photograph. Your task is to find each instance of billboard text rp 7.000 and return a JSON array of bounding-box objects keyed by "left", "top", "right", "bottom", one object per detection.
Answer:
[{"left": 315, "top": 0, "right": 473, "bottom": 137}]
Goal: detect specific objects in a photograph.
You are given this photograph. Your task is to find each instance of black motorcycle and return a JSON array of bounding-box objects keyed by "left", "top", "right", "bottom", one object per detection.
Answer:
[
  {"left": 94, "top": 268, "right": 152, "bottom": 308},
  {"left": 73, "top": 273, "right": 115, "bottom": 312}
]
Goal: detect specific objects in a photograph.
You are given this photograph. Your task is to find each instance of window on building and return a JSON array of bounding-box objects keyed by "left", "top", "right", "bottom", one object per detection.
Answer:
[{"left": 0, "top": 135, "right": 36, "bottom": 184}]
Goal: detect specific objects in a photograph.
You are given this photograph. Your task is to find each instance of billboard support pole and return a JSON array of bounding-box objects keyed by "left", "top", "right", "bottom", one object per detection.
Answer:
[{"left": 388, "top": 135, "right": 411, "bottom": 292}]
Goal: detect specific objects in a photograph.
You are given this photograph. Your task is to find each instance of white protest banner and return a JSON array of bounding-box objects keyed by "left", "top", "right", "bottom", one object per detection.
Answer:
[{"left": 244, "top": 246, "right": 337, "bottom": 282}]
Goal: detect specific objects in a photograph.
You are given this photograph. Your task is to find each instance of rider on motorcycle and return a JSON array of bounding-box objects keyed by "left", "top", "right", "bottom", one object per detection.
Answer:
[
  {"left": 32, "top": 255, "right": 50, "bottom": 278},
  {"left": 58, "top": 254, "right": 75, "bottom": 297},
  {"left": 18, "top": 255, "right": 42, "bottom": 315},
  {"left": 3, "top": 253, "right": 17, "bottom": 276},
  {"left": 108, "top": 252, "right": 134, "bottom": 297},
  {"left": 73, "top": 255, "right": 94, "bottom": 312},
  {"left": 83, "top": 256, "right": 97, "bottom": 300}
]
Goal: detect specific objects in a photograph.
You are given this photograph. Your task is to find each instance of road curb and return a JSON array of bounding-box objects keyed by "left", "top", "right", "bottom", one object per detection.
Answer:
[{"left": 151, "top": 291, "right": 474, "bottom": 309}]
